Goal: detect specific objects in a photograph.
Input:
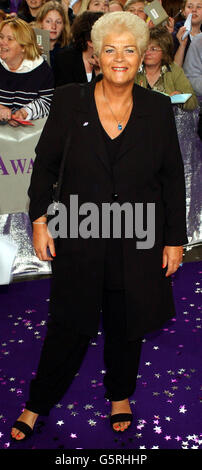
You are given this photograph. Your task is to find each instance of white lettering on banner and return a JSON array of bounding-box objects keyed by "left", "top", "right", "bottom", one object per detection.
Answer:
[
  {"left": 0, "top": 116, "right": 47, "bottom": 214},
  {"left": 0, "top": 156, "right": 34, "bottom": 175}
]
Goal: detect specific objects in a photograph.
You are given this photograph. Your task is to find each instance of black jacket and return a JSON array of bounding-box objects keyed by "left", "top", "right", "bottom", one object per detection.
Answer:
[
  {"left": 54, "top": 46, "right": 95, "bottom": 87},
  {"left": 28, "top": 75, "right": 188, "bottom": 340}
]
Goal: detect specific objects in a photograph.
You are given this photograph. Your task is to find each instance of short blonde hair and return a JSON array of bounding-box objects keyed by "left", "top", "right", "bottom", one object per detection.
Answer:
[
  {"left": 91, "top": 11, "right": 149, "bottom": 56},
  {"left": 0, "top": 18, "right": 41, "bottom": 60},
  {"left": 36, "top": 1, "right": 71, "bottom": 47}
]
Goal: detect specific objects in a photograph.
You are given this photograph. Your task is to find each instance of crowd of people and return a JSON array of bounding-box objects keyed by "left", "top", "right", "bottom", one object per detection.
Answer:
[{"left": 0, "top": 0, "right": 201, "bottom": 125}]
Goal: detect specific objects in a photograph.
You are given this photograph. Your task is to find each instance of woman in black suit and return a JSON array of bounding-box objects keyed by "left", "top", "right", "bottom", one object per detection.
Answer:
[
  {"left": 11, "top": 11, "right": 188, "bottom": 440},
  {"left": 54, "top": 10, "right": 102, "bottom": 86}
]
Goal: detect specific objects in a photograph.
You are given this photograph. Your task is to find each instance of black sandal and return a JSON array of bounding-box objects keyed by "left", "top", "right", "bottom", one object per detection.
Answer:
[
  {"left": 110, "top": 413, "right": 133, "bottom": 432},
  {"left": 11, "top": 420, "right": 33, "bottom": 441}
]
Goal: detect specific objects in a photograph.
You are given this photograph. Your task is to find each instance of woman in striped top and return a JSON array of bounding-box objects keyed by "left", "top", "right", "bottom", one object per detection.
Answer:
[{"left": 0, "top": 17, "right": 54, "bottom": 125}]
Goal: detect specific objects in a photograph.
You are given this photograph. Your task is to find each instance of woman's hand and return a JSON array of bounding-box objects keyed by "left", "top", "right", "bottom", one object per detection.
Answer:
[
  {"left": 33, "top": 220, "right": 56, "bottom": 261},
  {"left": 166, "top": 17, "right": 174, "bottom": 34},
  {"left": 8, "top": 108, "right": 29, "bottom": 127},
  {"left": 12, "top": 108, "right": 28, "bottom": 120},
  {"left": 8, "top": 120, "right": 20, "bottom": 127},
  {"left": 162, "top": 246, "right": 183, "bottom": 277},
  {"left": 148, "top": 19, "right": 155, "bottom": 29},
  {"left": 0, "top": 105, "right": 12, "bottom": 122},
  {"left": 174, "top": 27, "right": 189, "bottom": 66},
  {"left": 176, "top": 26, "right": 189, "bottom": 47},
  {"left": 61, "top": 0, "right": 70, "bottom": 9},
  {"left": 170, "top": 91, "right": 181, "bottom": 95}
]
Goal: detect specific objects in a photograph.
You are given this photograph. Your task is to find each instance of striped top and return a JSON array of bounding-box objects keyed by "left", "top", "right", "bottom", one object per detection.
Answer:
[{"left": 0, "top": 58, "right": 54, "bottom": 120}]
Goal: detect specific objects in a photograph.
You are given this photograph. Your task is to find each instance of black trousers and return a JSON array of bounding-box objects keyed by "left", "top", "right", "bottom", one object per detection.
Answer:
[{"left": 25, "top": 288, "right": 142, "bottom": 416}]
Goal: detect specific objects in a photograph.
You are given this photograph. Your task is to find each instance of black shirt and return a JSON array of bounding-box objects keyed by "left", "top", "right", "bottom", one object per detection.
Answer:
[
  {"left": 100, "top": 123, "right": 125, "bottom": 169},
  {"left": 18, "top": 11, "right": 36, "bottom": 23},
  {"left": 93, "top": 98, "right": 135, "bottom": 289}
]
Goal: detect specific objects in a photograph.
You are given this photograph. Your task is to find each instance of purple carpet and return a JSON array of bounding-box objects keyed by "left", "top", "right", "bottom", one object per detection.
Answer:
[{"left": 0, "top": 261, "right": 201, "bottom": 450}]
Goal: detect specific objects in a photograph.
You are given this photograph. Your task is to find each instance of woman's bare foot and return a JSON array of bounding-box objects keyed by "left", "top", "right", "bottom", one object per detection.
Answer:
[
  {"left": 111, "top": 398, "right": 132, "bottom": 431},
  {"left": 11, "top": 409, "right": 39, "bottom": 440}
]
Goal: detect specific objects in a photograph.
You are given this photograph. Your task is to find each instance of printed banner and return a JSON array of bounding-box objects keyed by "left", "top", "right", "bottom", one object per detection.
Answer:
[{"left": 0, "top": 118, "right": 47, "bottom": 215}]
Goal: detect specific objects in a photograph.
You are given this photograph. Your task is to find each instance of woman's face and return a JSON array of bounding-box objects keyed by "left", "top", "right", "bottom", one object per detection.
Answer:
[
  {"left": 26, "top": 0, "right": 44, "bottom": 11},
  {"left": 41, "top": 10, "right": 64, "bottom": 42},
  {"left": 109, "top": 3, "right": 123, "bottom": 11},
  {"left": 144, "top": 41, "right": 163, "bottom": 67},
  {"left": 0, "top": 24, "right": 24, "bottom": 67},
  {"left": 127, "top": 2, "right": 147, "bottom": 22},
  {"left": 183, "top": 0, "right": 202, "bottom": 25},
  {"left": 88, "top": 0, "right": 109, "bottom": 12},
  {"left": 99, "top": 30, "right": 142, "bottom": 86}
]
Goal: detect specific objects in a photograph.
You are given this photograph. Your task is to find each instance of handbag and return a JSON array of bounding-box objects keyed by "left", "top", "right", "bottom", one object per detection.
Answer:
[
  {"left": 51, "top": 133, "right": 71, "bottom": 212},
  {"left": 46, "top": 134, "right": 71, "bottom": 245},
  {"left": 50, "top": 85, "right": 86, "bottom": 212}
]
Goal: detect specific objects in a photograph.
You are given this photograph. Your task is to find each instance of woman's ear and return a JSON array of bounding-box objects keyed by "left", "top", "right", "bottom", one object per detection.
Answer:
[
  {"left": 95, "top": 53, "right": 101, "bottom": 71},
  {"left": 93, "top": 54, "right": 101, "bottom": 72},
  {"left": 87, "top": 39, "right": 93, "bottom": 49}
]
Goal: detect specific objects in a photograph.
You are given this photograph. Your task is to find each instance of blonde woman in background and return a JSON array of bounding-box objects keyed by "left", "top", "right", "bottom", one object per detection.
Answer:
[
  {"left": 36, "top": 0, "right": 71, "bottom": 67},
  {"left": 0, "top": 17, "right": 54, "bottom": 123}
]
